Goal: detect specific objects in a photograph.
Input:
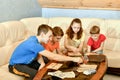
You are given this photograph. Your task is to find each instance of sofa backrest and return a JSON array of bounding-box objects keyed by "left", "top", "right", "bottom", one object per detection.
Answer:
[
  {"left": 20, "top": 17, "right": 49, "bottom": 38},
  {"left": 2, "top": 21, "right": 26, "bottom": 45},
  {"left": 104, "top": 19, "right": 120, "bottom": 52},
  {"left": 0, "top": 21, "right": 26, "bottom": 66},
  {"left": 0, "top": 24, "right": 8, "bottom": 66}
]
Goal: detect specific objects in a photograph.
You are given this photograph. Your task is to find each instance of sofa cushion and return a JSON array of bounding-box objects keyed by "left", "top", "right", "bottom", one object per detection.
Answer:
[
  {"left": 0, "top": 64, "right": 24, "bottom": 80},
  {"left": 104, "top": 50, "right": 120, "bottom": 68},
  {"left": 0, "top": 46, "right": 12, "bottom": 66},
  {"left": 0, "top": 24, "right": 7, "bottom": 47},
  {"left": 104, "top": 37, "right": 120, "bottom": 52}
]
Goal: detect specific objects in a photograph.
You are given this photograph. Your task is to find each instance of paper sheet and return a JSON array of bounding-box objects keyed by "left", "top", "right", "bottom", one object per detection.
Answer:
[
  {"left": 48, "top": 70, "right": 75, "bottom": 79},
  {"left": 47, "top": 62, "right": 63, "bottom": 70},
  {"left": 77, "top": 64, "right": 97, "bottom": 72}
]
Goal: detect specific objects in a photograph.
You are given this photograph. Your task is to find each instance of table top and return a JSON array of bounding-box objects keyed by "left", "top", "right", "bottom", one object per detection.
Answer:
[{"left": 33, "top": 55, "right": 108, "bottom": 80}]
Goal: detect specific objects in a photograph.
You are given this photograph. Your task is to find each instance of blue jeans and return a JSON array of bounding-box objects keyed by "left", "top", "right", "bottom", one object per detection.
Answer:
[{"left": 95, "top": 50, "right": 103, "bottom": 54}]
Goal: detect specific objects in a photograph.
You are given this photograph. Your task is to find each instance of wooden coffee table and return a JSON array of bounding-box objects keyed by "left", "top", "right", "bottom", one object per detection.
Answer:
[{"left": 33, "top": 55, "right": 107, "bottom": 80}]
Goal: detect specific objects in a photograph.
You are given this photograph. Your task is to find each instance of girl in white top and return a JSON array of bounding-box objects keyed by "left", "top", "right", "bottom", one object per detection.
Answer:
[{"left": 64, "top": 18, "right": 85, "bottom": 56}]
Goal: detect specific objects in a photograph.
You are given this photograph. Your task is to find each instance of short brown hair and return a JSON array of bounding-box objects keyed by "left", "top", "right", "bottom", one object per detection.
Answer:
[
  {"left": 53, "top": 26, "right": 64, "bottom": 37},
  {"left": 37, "top": 24, "right": 52, "bottom": 36},
  {"left": 90, "top": 25, "right": 100, "bottom": 34}
]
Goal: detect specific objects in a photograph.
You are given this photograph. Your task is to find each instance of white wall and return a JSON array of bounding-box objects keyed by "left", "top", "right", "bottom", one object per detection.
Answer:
[
  {"left": 0, "top": 0, "right": 42, "bottom": 22},
  {"left": 42, "top": 8, "right": 120, "bottom": 19}
]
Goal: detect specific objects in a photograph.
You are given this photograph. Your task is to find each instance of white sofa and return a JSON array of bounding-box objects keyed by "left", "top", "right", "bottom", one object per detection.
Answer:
[{"left": 0, "top": 17, "right": 120, "bottom": 80}]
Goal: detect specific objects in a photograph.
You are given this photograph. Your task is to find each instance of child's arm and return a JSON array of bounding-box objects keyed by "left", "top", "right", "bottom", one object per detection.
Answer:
[
  {"left": 77, "top": 32, "right": 85, "bottom": 53},
  {"left": 87, "top": 45, "right": 91, "bottom": 53},
  {"left": 37, "top": 54, "right": 45, "bottom": 70},
  {"left": 39, "top": 50, "right": 83, "bottom": 64},
  {"left": 77, "top": 41, "right": 84, "bottom": 52},
  {"left": 86, "top": 45, "right": 96, "bottom": 55},
  {"left": 56, "top": 48, "right": 63, "bottom": 55}
]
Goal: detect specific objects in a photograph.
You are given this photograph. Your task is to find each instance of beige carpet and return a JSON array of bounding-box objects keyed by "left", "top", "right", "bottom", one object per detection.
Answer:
[{"left": 103, "top": 74, "right": 120, "bottom": 80}]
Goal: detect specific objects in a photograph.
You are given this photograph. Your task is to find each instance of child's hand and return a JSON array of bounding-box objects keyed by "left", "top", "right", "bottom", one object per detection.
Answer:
[
  {"left": 72, "top": 47, "right": 79, "bottom": 53},
  {"left": 83, "top": 55, "right": 89, "bottom": 64},
  {"left": 73, "top": 57, "right": 83, "bottom": 64},
  {"left": 38, "top": 62, "right": 45, "bottom": 70}
]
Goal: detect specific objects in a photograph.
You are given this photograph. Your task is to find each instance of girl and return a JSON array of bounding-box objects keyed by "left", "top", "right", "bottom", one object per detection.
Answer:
[{"left": 64, "top": 18, "right": 85, "bottom": 56}]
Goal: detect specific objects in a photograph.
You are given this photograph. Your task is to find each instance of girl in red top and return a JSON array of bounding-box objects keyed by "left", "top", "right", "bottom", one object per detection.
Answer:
[{"left": 87, "top": 25, "right": 106, "bottom": 55}]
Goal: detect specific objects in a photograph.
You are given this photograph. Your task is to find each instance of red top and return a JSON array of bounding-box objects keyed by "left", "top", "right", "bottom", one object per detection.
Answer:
[
  {"left": 87, "top": 34, "right": 106, "bottom": 51},
  {"left": 43, "top": 41, "right": 59, "bottom": 52}
]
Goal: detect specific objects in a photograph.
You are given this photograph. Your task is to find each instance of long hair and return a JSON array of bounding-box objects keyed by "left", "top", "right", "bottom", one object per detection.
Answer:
[{"left": 66, "top": 18, "right": 83, "bottom": 39}]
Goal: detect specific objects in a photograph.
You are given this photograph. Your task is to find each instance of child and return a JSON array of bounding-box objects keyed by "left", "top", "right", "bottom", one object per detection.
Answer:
[
  {"left": 42, "top": 26, "right": 64, "bottom": 63},
  {"left": 64, "top": 18, "right": 85, "bottom": 56},
  {"left": 43, "top": 26, "right": 64, "bottom": 55},
  {"left": 87, "top": 25, "right": 106, "bottom": 55}
]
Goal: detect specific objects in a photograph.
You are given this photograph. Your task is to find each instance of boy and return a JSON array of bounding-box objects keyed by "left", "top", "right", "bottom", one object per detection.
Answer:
[
  {"left": 87, "top": 25, "right": 106, "bottom": 55},
  {"left": 42, "top": 26, "right": 64, "bottom": 55},
  {"left": 8, "top": 24, "right": 83, "bottom": 80},
  {"left": 42, "top": 26, "right": 64, "bottom": 63}
]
